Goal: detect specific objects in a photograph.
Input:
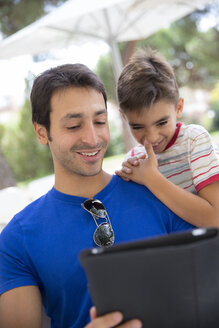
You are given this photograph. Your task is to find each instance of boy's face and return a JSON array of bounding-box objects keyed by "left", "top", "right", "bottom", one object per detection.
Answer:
[{"left": 123, "top": 99, "right": 183, "bottom": 154}]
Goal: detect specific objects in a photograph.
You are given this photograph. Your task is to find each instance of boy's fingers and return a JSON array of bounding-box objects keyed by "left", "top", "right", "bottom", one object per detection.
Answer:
[
  {"left": 144, "top": 141, "right": 155, "bottom": 159},
  {"left": 127, "top": 157, "right": 140, "bottom": 166},
  {"left": 137, "top": 153, "right": 146, "bottom": 160},
  {"left": 122, "top": 167, "right": 132, "bottom": 174},
  {"left": 115, "top": 170, "right": 130, "bottom": 181}
]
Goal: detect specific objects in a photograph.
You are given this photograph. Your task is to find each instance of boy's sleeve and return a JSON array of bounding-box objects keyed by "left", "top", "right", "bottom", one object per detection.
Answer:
[
  {"left": 189, "top": 128, "right": 219, "bottom": 192},
  {"left": 0, "top": 220, "right": 38, "bottom": 295},
  {"left": 124, "top": 144, "right": 147, "bottom": 161}
]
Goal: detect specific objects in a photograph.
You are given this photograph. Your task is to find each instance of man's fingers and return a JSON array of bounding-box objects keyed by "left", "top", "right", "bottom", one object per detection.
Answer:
[
  {"left": 90, "top": 306, "right": 97, "bottom": 321},
  {"left": 118, "top": 319, "right": 142, "bottom": 328},
  {"left": 85, "top": 311, "right": 123, "bottom": 327}
]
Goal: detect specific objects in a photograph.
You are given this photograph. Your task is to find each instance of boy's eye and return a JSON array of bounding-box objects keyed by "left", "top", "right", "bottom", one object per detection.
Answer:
[
  {"left": 132, "top": 127, "right": 144, "bottom": 130},
  {"left": 130, "top": 125, "right": 144, "bottom": 130},
  {"left": 157, "top": 121, "right": 168, "bottom": 126}
]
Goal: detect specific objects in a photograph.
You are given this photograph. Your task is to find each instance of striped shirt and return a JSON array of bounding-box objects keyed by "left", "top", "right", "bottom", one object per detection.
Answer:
[{"left": 125, "top": 123, "right": 219, "bottom": 194}]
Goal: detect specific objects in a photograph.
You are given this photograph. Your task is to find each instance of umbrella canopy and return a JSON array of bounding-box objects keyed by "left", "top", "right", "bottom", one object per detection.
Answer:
[{"left": 0, "top": 0, "right": 213, "bottom": 79}]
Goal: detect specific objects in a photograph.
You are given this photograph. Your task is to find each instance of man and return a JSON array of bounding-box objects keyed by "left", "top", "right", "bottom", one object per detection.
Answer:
[{"left": 0, "top": 63, "right": 194, "bottom": 328}]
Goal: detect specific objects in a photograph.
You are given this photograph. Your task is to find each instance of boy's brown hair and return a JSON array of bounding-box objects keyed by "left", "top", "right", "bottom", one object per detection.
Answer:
[{"left": 117, "top": 47, "right": 179, "bottom": 114}]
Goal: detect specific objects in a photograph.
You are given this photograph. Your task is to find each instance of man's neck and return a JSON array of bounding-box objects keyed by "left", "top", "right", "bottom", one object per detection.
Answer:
[{"left": 54, "top": 169, "right": 112, "bottom": 199}]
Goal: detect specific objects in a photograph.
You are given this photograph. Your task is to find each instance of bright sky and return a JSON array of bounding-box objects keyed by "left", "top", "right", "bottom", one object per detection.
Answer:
[{"left": 0, "top": 41, "right": 109, "bottom": 108}]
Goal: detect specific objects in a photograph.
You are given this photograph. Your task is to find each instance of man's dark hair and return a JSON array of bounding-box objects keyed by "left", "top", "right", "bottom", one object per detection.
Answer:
[
  {"left": 117, "top": 47, "right": 179, "bottom": 114},
  {"left": 30, "top": 63, "right": 107, "bottom": 133}
]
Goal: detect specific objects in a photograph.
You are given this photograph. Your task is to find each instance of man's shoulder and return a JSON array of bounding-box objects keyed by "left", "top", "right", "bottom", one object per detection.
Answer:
[
  {"left": 114, "top": 175, "right": 164, "bottom": 202},
  {"left": 2, "top": 190, "right": 52, "bottom": 233}
]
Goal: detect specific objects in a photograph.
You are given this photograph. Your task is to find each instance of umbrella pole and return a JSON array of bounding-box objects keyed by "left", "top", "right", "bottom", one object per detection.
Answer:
[
  {"left": 108, "top": 38, "right": 137, "bottom": 152},
  {"left": 103, "top": 9, "right": 136, "bottom": 151},
  {"left": 108, "top": 37, "right": 123, "bottom": 81}
]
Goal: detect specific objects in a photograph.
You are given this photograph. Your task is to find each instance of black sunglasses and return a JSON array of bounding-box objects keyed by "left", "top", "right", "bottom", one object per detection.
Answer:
[{"left": 82, "top": 199, "right": 114, "bottom": 247}]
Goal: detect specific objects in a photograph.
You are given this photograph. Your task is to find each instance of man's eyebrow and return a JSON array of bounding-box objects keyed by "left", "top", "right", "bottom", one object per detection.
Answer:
[
  {"left": 60, "top": 113, "right": 82, "bottom": 122},
  {"left": 60, "top": 109, "right": 107, "bottom": 122},
  {"left": 94, "top": 109, "right": 107, "bottom": 116}
]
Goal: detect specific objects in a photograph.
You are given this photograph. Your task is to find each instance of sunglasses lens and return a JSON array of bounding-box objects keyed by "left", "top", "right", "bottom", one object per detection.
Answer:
[
  {"left": 83, "top": 199, "right": 106, "bottom": 218},
  {"left": 94, "top": 223, "right": 114, "bottom": 247}
]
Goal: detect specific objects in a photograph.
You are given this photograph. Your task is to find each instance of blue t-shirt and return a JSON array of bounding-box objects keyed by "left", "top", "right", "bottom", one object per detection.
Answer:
[{"left": 0, "top": 175, "right": 194, "bottom": 327}]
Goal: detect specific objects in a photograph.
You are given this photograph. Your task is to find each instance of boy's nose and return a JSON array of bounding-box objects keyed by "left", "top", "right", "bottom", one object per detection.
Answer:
[{"left": 145, "top": 132, "right": 158, "bottom": 144}]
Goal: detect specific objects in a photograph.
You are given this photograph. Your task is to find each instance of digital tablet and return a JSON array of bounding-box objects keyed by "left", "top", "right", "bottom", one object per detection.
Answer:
[{"left": 80, "top": 228, "right": 219, "bottom": 328}]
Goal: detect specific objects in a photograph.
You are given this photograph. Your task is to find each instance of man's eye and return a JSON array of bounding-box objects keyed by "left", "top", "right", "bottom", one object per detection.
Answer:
[
  {"left": 67, "top": 126, "right": 79, "bottom": 130},
  {"left": 96, "top": 121, "right": 106, "bottom": 125}
]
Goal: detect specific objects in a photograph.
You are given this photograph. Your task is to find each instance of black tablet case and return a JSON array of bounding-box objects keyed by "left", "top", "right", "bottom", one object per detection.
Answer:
[{"left": 80, "top": 228, "right": 219, "bottom": 328}]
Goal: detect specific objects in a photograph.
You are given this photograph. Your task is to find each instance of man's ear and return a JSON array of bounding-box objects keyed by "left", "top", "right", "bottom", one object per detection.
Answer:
[
  {"left": 33, "top": 123, "right": 49, "bottom": 145},
  {"left": 176, "top": 98, "right": 184, "bottom": 119}
]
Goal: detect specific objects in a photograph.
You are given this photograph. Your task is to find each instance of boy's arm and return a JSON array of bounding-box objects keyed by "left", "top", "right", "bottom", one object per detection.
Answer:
[
  {"left": 0, "top": 286, "right": 42, "bottom": 328},
  {"left": 118, "top": 143, "right": 219, "bottom": 227}
]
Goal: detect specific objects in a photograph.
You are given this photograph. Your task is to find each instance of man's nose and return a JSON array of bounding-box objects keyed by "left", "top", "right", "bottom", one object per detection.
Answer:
[{"left": 81, "top": 124, "right": 98, "bottom": 146}]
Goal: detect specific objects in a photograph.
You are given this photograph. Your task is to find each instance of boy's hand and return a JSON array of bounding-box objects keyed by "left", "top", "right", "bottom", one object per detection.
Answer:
[
  {"left": 116, "top": 141, "right": 159, "bottom": 186},
  {"left": 115, "top": 154, "right": 146, "bottom": 181},
  {"left": 85, "top": 306, "right": 142, "bottom": 328}
]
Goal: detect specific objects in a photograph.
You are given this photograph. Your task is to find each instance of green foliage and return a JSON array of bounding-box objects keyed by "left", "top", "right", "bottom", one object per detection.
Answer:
[
  {"left": 95, "top": 5, "right": 218, "bottom": 105},
  {"left": 95, "top": 53, "right": 116, "bottom": 101},
  {"left": 209, "top": 101, "right": 219, "bottom": 132},
  {"left": 105, "top": 121, "right": 124, "bottom": 157},
  {"left": 1, "top": 79, "right": 53, "bottom": 182},
  {"left": 0, "top": 124, "right": 5, "bottom": 141},
  {"left": 0, "top": 0, "right": 67, "bottom": 37},
  {"left": 209, "top": 83, "right": 219, "bottom": 132},
  {"left": 138, "top": 15, "right": 218, "bottom": 88}
]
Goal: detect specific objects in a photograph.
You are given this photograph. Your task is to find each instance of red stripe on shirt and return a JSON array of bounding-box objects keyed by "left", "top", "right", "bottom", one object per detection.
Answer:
[
  {"left": 191, "top": 132, "right": 206, "bottom": 145},
  {"left": 191, "top": 149, "right": 214, "bottom": 163},
  {"left": 166, "top": 168, "right": 190, "bottom": 179},
  {"left": 193, "top": 164, "right": 219, "bottom": 180},
  {"left": 196, "top": 174, "right": 219, "bottom": 192},
  {"left": 159, "top": 158, "right": 184, "bottom": 167}
]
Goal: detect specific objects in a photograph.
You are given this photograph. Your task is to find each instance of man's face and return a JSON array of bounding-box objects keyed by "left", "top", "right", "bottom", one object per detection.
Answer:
[
  {"left": 47, "top": 87, "right": 110, "bottom": 177},
  {"left": 123, "top": 99, "right": 183, "bottom": 154}
]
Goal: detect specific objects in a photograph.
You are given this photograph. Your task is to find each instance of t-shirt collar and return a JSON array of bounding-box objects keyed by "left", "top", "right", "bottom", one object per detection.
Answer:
[{"left": 164, "top": 122, "right": 183, "bottom": 151}]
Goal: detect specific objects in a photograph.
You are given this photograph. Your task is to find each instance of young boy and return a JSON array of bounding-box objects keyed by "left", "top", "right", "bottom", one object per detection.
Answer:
[{"left": 116, "top": 47, "right": 219, "bottom": 227}]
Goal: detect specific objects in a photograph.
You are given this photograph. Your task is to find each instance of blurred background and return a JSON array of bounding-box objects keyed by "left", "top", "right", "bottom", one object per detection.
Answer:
[{"left": 0, "top": 0, "right": 218, "bottom": 230}]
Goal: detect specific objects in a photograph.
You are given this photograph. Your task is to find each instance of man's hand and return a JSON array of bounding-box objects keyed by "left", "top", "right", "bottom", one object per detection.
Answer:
[{"left": 85, "top": 306, "right": 142, "bottom": 328}]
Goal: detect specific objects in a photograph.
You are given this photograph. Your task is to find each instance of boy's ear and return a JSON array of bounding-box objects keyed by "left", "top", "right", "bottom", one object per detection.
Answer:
[
  {"left": 176, "top": 98, "right": 184, "bottom": 119},
  {"left": 119, "top": 109, "right": 127, "bottom": 121},
  {"left": 33, "top": 122, "right": 49, "bottom": 145}
]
